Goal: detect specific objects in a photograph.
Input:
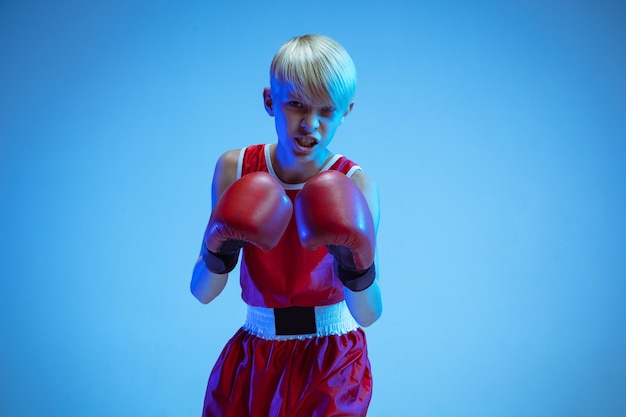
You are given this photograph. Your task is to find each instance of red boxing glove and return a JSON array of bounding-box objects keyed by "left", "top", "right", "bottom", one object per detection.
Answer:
[
  {"left": 203, "top": 172, "right": 293, "bottom": 274},
  {"left": 295, "top": 171, "right": 376, "bottom": 291}
]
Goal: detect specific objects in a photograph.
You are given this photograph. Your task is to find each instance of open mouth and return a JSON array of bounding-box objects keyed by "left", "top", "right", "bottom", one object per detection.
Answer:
[{"left": 295, "top": 136, "right": 318, "bottom": 148}]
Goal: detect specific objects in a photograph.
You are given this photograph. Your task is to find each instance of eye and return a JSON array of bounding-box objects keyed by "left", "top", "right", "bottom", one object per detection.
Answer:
[
  {"left": 288, "top": 101, "right": 303, "bottom": 108},
  {"left": 320, "top": 106, "right": 336, "bottom": 116}
]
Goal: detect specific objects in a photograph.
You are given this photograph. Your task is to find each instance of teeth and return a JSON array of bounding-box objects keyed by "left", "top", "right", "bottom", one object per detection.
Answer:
[{"left": 297, "top": 137, "right": 316, "bottom": 147}]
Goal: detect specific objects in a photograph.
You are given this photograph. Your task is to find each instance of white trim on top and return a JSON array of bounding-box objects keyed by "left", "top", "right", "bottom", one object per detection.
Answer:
[
  {"left": 264, "top": 144, "right": 361, "bottom": 189},
  {"left": 237, "top": 144, "right": 362, "bottom": 185},
  {"left": 236, "top": 146, "right": 246, "bottom": 180}
]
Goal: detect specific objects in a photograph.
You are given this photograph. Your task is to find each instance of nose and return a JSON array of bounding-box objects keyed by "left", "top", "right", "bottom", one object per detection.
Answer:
[{"left": 300, "top": 111, "right": 320, "bottom": 132}]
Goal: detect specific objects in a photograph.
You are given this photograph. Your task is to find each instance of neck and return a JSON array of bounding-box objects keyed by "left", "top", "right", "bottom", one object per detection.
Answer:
[{"left": 270, "top": 144, "right": 333, "bottom": 184}]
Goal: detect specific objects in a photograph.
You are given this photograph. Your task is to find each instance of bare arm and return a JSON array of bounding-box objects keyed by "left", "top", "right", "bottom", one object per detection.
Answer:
[
  {"left": 190, "top": 149, "right": 240, "bottom": 304},
  {"left": 344, "top": 170, "right": 383, "bottom": 327}
]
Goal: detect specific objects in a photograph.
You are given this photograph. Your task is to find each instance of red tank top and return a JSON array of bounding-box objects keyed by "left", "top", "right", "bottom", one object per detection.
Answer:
[{"left": 237, "top": 144, "right": 362, "bottom": 308}]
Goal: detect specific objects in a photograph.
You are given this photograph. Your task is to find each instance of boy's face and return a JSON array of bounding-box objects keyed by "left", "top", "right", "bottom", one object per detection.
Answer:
[{"left": 264, "top": 81, "right": 352, "bottom": 163}]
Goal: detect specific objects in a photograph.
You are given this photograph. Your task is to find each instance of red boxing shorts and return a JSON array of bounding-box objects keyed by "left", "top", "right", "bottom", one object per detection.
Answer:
[{"left": 202, "top": 302, "right": 372, "bottom": 416}]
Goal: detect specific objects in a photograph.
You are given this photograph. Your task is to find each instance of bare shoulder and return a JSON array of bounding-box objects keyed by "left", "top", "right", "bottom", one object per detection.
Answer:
[
  {"left": 215, "top": 149, "right": 240, "bottom": 173},
  {"left": 350, "top": 170, "right": 380, "bottom": 229},
  {"left": 350, "top": 169, "right": 376, "bottom": 191},
  {"left": 212, "top": 149, "right": 241, "bottom": 207}
]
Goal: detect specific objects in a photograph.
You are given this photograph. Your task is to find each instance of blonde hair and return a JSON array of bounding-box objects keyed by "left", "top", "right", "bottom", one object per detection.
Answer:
[{"left": 270, "top": 34, "right": 357, "bottom": 112}]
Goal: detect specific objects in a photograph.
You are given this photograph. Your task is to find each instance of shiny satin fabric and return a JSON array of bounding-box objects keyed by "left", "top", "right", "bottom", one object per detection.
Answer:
[
  {"left": 202, "top": 328, "right": 372, "bottom": 417},
  {"left": 238, "top": 144, "right": 361, "bottom": 309}
]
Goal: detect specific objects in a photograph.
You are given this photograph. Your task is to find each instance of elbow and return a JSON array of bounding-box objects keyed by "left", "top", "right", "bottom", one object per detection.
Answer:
[
  {"left": 345, "top": 280, "right": 383, "bottom": 327},
  {"left": 190, "top": 265, "right": 228, "bottom": 305},
  {"left": 356, "top": 307, "right": 382, "bottom": 328},
  {"left": 344, "top": 281, "right": 383, "bottom": 327},
  {"left": 190, "top": 282, "right": 211, "bottom": 304},
  {"left": 194, "top": 294, "right": 212, "bottom": 305}
]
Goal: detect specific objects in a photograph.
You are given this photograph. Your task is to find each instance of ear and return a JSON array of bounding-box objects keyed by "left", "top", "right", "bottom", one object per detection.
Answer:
[
  {"left": 340, "top": 102, "right": 354, "bottom": 124},
  {"left": 263, "top": 87, "right": 274, "bottom": 117}
]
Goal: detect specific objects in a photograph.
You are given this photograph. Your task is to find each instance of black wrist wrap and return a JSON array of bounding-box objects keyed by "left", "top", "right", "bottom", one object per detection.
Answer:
[
  {"left": 335, "top": 262, "right": 376, "bottom": 292},
  {"left": 202, "top": 248, "right": 240, "bottom": 274}
]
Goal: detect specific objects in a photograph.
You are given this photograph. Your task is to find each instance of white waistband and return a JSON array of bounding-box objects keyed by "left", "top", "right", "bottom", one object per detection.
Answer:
[{"left": 243, "top": 301, "right": 360, "bottom": 341}]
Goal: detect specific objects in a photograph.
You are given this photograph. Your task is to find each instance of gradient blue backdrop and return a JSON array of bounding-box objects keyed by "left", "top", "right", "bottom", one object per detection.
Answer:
[{"left": 1, "top": 1, "right": 625, "bottom": 416}]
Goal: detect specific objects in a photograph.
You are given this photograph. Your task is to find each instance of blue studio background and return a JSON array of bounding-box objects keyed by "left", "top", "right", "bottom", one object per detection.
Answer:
[{"left": 1, "top": 1, "right": 625, "bottom": 416}]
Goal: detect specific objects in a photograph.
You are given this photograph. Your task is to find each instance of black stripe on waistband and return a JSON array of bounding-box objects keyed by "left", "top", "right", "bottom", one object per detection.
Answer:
[{"left": 273, "top": 306, "right": 317, "bottom": 336}]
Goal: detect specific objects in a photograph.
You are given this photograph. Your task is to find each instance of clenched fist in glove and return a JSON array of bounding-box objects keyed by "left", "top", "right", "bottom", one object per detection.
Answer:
[
  {"left": 203, "top": 171, "right": 293, "bottom": 274},
  {"left": 295, "top": 170, "right": 376, "bottom": 291}
]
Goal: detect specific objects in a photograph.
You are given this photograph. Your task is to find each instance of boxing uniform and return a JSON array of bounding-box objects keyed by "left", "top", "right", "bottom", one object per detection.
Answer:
[{"left": 202, "top": 144, "right": 373, "bottom": 417}]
